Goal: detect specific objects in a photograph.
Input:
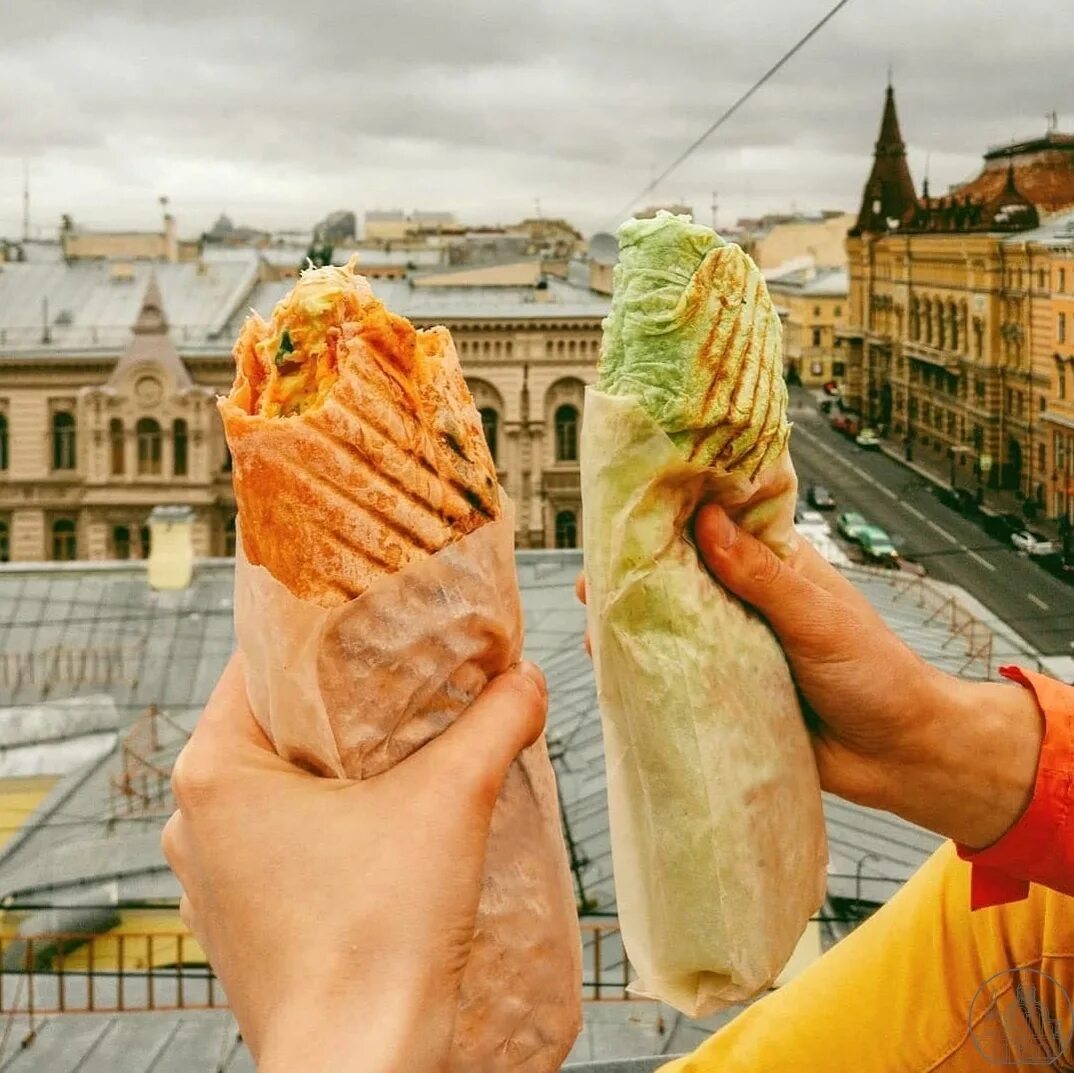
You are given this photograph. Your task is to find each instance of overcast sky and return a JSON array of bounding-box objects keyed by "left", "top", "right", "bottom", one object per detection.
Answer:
[{"left": 2, "top": 0, "right": 1072, "bottom": 241}]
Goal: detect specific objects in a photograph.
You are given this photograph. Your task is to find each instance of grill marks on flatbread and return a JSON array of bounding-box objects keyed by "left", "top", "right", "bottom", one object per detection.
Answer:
[{"left": 220, "top": 263, "right": 500, "bottom": 607}]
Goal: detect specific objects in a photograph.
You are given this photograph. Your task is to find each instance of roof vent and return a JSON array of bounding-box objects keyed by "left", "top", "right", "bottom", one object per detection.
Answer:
[{"left": 54, "top": 309, "right": 73, "bottom": 326}]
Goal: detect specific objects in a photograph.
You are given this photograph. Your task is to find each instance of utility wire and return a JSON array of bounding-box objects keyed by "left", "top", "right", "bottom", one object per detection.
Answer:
[{"left": 610, "top": 0, "right": 854, "bottom": 224}]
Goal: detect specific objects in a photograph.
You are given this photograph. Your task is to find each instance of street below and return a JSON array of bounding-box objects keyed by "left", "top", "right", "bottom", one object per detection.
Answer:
[{"left": 788, "top": 396, "right": 1074, "bottom": 657}]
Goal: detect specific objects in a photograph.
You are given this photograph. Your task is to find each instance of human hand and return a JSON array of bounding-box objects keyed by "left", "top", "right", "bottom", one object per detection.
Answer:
[
  {"left": 162, "top": 654, "right": 547, "bottom": 1073},
  {"left": 691, "top": 504, "right": 1042, "bottom": 849}
]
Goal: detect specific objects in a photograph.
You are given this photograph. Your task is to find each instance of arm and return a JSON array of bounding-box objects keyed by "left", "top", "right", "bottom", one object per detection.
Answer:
[{"left": 693, "top": 504, "right": 1073, "bottom": 905}]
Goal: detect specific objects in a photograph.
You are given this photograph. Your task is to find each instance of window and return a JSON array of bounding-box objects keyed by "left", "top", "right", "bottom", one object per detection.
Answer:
[
  {"left": 1061, "top": 367, "right": 1068, "bottom": 402},
  {"left": 479, "top": 407, "right": 499, "bottom": 465},
  {"left": 52, "top": 412, "right": 76, "bottom": 471},
  {"left": 813, "top": 305, "right": 821, "bottom": 317},
  {"left": 0, "top": 413, "right": 7, "bottom": 472},
  {"left": 811, "top": 328, "right": 822, "bottom": 347},
  {"left": 833, "top": 361, "right": 846, "bottom": 377},
  {"left": 140, "top": 525, "right": 151, "bottom": 559},
  {"left": 554, "top": 404, "right": 579, "bottom": 463},
  {"left": 109, "top": 418, "right": 125, "bottom": 475},
  {"left": 113, "top": 525, "right": 131, "bottom": 560},
  {"left": 1038, "top": 269, "right": 1046, "bottom": 290},
  {"left": 555, "top": 510, "right": 578, "bottom": 549},
  {"left": 0, "top": 520, "right": 8, "bottom": 563},
  {"left": 1061, "top": 268, "right": 1067, "bottom": 293},
  {"left": 834, "top": 306, "right": 842, "bottom": 318},
  {"left": 136, "top": 418, "right": 162, "bottom": 475},
  {"left": 1039, "top": 444, "right": 1047, "bottom": 471},
  {"left": 225, "top": 515, "right": 237, "bottom": 557},
  {"left": 173, "top": 418, "right": 188, "bottom": 476},
  {"left": 51, "top": 518, "right": 76, "bottom": 561},
  {"left": 1060, "top": 313, "right": 1068, "bottom": 345}
]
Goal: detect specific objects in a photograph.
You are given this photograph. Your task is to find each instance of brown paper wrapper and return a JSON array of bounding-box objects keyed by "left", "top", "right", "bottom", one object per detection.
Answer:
[{"left": 233, "top": 508, "right": 582, "bottom": 1071}]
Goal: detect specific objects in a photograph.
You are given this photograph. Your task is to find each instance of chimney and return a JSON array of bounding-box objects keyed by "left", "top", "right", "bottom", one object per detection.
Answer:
[
  {"left": 146, "top": 505, "right": 194, "bottom": 590},
  {"left": 164, "top": 214, "right": 178, "bottom": 263}
]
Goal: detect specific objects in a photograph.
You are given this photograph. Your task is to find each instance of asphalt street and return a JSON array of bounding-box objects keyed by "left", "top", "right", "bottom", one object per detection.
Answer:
[{"left": 787, "top": 397, "right": 1074, "bottom": 657}]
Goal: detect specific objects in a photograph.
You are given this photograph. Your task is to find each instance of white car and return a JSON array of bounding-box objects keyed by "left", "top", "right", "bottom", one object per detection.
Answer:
[{"left": 1011, "top": 529, "right": 1058, "bottom": 557}]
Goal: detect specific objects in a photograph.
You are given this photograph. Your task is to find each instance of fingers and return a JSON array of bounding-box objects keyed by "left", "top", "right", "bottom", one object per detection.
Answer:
[
  {"left": 403, "top": 662, "right": 548, "bottom": 812},
  {"left": 695, "top": 504, "right": 831, "bottom": 642},
  {"left": 574, "top": 572, "right": 587, "bottom": 605}
]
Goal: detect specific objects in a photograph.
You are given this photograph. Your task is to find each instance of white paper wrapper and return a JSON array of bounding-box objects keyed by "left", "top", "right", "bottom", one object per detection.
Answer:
[
  {"left": 581, "top": 387, "right": 828, "bottom": 1017},
  {"left": 233, "top": 508, "right": 582, "bottom": 1072}
]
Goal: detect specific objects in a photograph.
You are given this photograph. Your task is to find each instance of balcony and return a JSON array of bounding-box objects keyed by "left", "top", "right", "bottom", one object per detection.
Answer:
[{"left": 901, "top": 342, "right": 961, "bottom": 372}]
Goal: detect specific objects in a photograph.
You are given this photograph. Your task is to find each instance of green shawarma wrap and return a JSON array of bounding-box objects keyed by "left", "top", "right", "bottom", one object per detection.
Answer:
[{"left": 581, "top": 211, "right": 827, "bottom": 1017}]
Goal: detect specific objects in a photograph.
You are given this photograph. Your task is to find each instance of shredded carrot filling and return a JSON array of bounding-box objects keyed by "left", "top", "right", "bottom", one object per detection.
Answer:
[{"left": 249, "top": 267, "right": 366, "bottom": 418}]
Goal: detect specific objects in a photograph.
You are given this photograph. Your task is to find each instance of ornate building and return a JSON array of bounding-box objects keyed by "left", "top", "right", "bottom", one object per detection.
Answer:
[
  {"left": 843, "top": 85, "right": 1074, "bottom": 516},
  {"left": 0, "top": 254, "right": 607, "bottom": 562}
]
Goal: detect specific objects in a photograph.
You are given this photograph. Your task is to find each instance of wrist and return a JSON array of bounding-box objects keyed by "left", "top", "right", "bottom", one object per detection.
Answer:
[
  {"left": 258, "top": 981, "right": 448, "bottom": 1073},
  {"left": 884, "top": 674, "right": 1043, "bottom": 847}
]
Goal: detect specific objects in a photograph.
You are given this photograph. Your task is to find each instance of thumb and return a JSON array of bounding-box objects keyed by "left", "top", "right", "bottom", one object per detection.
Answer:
[
  {"left": 404, "top": 662, "right": 547, "bottom": 812},
  {"left": 695, "top": 504, "right": 820, "bottom": 641}
]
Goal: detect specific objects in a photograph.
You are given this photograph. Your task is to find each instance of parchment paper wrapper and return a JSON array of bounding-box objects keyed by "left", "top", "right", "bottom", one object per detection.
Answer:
[
  {"left": 233, "top": 507, "right": 582, "bottom": 1072},
  {"left": 581, "top": 387, "right": 827, "bottom": 1017}
]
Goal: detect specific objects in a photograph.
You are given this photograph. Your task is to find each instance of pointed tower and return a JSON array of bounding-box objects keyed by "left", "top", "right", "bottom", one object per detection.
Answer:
[
  {"left": 851, "top": 83, "right": 919, "bottom": 235},
  {"left": 109, "top": 271, "right": 192, "bottom": 389}
]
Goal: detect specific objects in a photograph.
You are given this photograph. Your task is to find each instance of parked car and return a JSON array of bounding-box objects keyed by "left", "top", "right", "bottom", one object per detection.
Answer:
[
  {"left": 937, "top": 486, "right": 978, "bottom": 515},
  {"left": 796, "top": 506, "right": 828, "bottom": 528},
  {"left": 859, "top": 526, "right": 900, "bottom": 565},
  {"left": 1011, "top": 529, "right": 1059, "bottom": 557},
  {"left": 837, "top": 511, "right": 869, "bottom": 542},
  {"left": 855, "top": 427, "right": 881, "bottom": 450},
  {"left": 982, "top": 511, "right": 1024, "bottom": 541},
  {"left": 808, "top": 483, "right": 836, "bottom": 510}
]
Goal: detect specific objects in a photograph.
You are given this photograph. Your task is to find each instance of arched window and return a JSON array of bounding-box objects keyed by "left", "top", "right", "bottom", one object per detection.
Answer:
[
  {"left": 479, "top": 407, "right": 499, "bottom": 465},
  {"left": 52, "top": 412, "right": 76, "bottom": 471},
  {"left": 136, "top": 418, "right": 162, "bottom": 476},
  {"left": 113, "top": 525, "right": 131, "bottom": 560},
  {"left": 555, "top": 510, "right": 578, "bottom": 549},
  {"left": 51, "top": 518, "right": 76, "bottom": 561},
  {"left": 554, "top": 404, "right": 579, "bottom": 463},
  {"left": 109, "top": 418, "right": 125, "bottom": 475},
  {"left": 948, "top": 303, "right": 959, "bottom": 351},
  {"left": 173, "top": 418, "right": 189, "bottom": 477},
  {"left": 0, "top": 520, "right": 8, "bottom": 563},
  {"left": 225, "top": 514, "right": 237, "bottom": 557},
  {"left": 0, "top": 413, "right": 8, "bottom": 471}
]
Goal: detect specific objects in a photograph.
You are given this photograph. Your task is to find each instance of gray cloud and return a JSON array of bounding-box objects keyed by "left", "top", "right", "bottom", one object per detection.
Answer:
[{"left": 1, "top": 0, "right": 1071, "bottom": 238}]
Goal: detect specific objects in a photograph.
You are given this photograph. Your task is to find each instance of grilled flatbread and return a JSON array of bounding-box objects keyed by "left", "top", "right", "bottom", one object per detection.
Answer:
[{"left": 220, "top": 261, "right": 499, "bottom": 606}]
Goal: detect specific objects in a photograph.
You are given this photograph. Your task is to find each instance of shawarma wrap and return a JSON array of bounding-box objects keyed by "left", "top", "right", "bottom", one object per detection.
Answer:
[
  {"left": 581, "top": 212, "right": 828, "bottom": 1016},
  {"left": 220, "top": 262, "right": 582, "bottom": 1072}
]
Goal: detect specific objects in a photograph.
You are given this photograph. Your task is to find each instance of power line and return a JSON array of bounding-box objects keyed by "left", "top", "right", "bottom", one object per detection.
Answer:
[{"left": 610, "top": 0, "right": 854, "bottom": 224}]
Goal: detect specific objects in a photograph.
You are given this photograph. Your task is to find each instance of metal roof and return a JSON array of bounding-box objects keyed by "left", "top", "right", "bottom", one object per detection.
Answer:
[
  {"left": 0, "top": 548, "right": 1038, "bottom": 1069},
  {"left": 1001, "top": 207, "right": 1074, "bottom": 246},
  {"left": 0, "top": 259, "right": 259, "bottom": 353}
]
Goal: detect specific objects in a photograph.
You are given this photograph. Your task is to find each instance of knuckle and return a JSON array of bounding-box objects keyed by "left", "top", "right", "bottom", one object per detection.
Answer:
[
  {"left": 747, "top": 544, "right": 784, "bottom": 588},
  {"left": 170, "top": 743, "right": 222, "bottom": 813},
  {"left": 160, "top": 812, "right": 183, "bottom": 869}
]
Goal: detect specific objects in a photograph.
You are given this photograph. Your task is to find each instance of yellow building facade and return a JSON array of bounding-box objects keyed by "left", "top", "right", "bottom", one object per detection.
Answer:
[{"left": 844, "top": 86, "right": 1074, "bottom": 518}]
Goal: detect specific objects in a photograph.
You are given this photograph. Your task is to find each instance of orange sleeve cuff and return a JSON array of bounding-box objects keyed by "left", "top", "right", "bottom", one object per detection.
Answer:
[{"left": 955, "top": 666, "right": 1074, "bottom": 910}]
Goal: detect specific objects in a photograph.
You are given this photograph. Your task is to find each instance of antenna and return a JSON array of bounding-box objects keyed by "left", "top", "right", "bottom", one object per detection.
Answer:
[
  {"left": 22, "top": 160, "right": 29, "bottom": 242},
  {"left": 887, "top": 61, "right": 894, "bottom": 88},
  {"left": 1046, "top": 110, "right": 1058, "bottom": 134}
]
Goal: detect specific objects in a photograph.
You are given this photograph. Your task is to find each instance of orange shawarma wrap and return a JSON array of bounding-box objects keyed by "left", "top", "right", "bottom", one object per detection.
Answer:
[{"left": 219, "top": 261, "right": 583, "bottom": 1072}]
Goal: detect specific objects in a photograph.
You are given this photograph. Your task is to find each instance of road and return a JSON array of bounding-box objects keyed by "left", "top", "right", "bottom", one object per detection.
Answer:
[{"left": 787, "top": 394, "right": 1074, "bottom": 656}]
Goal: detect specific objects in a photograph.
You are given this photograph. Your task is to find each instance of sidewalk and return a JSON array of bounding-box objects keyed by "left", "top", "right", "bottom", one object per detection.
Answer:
[{"left": 877, "top": 436, "right": 1062, "bottom": 542}]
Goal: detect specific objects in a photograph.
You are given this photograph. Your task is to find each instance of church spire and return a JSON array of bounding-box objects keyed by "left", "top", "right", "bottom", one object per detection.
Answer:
[{"left": 852, "top": 83, "right": 919, "bottom": 235}]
